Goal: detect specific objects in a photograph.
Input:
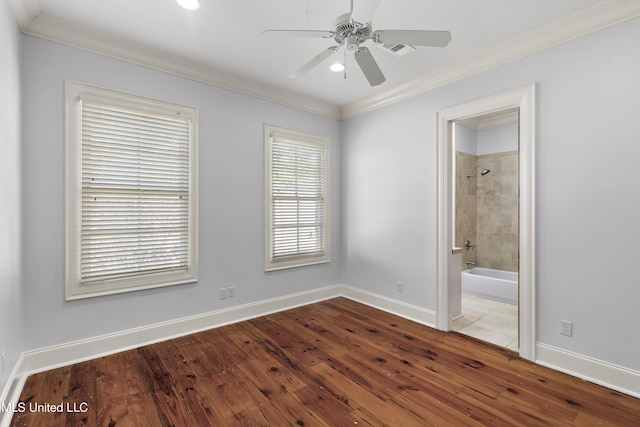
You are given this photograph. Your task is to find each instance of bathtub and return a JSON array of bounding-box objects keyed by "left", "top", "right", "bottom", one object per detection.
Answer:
[{"left": 461, "top": 267, "right": 518, "bottom": 304}]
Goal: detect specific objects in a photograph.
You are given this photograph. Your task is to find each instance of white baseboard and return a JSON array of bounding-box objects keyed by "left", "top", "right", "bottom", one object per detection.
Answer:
[
  {"left": 0, "top": 354, "right": 27, "bottom": 427},
  {"left": 341, "top": 285, "right": 437, "bottom": 328},
  {"left": 17, "top": 284, "right": 435, "bottom": 377},
  {"left": 536, "top": 343, "right": 640, "bottom": 399},
  {"left": 3, "top": 286, "right": 639, "bottom": 422},
  {"left": 19, "top": 284, "right": 343, "bottom": 376}
]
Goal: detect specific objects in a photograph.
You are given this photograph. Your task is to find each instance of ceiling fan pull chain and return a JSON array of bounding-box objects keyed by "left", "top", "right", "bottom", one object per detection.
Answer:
[{"left": 344, "top": 49, "right": 348, "bottom": 80}]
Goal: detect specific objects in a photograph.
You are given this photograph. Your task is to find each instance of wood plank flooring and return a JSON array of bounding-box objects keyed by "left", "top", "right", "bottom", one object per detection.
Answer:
[{"left": 10, "top": 298, "right": 640, "bottom": 426}]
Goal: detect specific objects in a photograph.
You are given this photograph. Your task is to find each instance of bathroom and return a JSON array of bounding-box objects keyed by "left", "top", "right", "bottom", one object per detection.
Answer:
[{"left": 452, "top": 110, "right": 520, "bottom": 350}]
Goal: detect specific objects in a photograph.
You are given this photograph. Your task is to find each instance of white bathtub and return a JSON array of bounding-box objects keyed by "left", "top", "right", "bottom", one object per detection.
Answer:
[{"left": 461, "top": 267, "right": 518, "bottom": 304}]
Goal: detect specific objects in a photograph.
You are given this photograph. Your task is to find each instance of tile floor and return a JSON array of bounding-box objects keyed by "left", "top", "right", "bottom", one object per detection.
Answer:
[{"left": 452, "top": 293, "right": 519, "bottom": 351}]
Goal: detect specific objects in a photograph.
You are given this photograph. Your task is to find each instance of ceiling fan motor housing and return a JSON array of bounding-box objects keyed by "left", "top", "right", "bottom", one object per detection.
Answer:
[{"left": 334, "top": 12, "right": 371, "bottom": 50}]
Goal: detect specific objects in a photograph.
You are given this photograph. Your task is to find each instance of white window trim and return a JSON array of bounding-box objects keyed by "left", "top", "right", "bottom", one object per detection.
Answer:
[
  {"left": 65, "top": 81, "right": 198, "bottom": 300},
  {"left": 265, "top": 124, "right": 330, "bottom": 271}
]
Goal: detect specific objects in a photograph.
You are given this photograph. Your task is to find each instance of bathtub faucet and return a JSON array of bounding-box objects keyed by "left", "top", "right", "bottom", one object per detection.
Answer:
[{"left": 465, "top": 260, "right": 476, "bottom": 267}]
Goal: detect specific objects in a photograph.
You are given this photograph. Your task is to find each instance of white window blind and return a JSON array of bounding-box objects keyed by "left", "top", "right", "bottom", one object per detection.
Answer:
[
  {"left": 81, "top": 102, "right": 190, "bottom": 282},
  {"left": 66, "top": 81, "right": 198, "bottom": 299},
  {"left": 265, "top": 125, "right": 329, "bottom": 270}
]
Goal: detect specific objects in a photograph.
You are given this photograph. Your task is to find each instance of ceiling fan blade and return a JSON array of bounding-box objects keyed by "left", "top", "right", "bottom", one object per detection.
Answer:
[
  {"left": 261, "top": 30, "right": 334, "bottom": 39},
  {"left": 290, "top": 47, "right": 340, "bottom": 79},
  {"left": 373, "top": 30, "right": 452, "bottom": 47},
  {"left": 354, "top": 47, "right": 386, "bottom": 86},
  {"left": 350, "top": 0, "right": 383, "bottom": 24}
]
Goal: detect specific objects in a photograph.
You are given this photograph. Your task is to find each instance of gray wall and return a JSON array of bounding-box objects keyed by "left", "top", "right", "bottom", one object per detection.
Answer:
[
  {"left": 343, "top": 17, "right": 640, "bottom": 371},
  {"left": 342, "top": 98, "right": 438, "bottom": 308},
  {"left": 0, "top": 0, "right": 23, "bottom": 394},
  {"left": 21, "top": 36, "right": 342, "bottom": 350}
]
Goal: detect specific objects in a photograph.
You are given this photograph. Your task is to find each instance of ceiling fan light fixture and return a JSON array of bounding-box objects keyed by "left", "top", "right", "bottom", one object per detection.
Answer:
[
  {"left": 176, "top": 0, "right": 200, "bottom": 11},
  {"left": 330, "top": 63, "right": 345, "bottom": 72}
]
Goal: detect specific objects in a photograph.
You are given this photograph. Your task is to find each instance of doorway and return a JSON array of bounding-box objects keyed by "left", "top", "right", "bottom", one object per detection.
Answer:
[
  {"left": 451, "top": 111, "right": 519, "bottom": 350},
  {"left": 435, "top": 85, "right": 536, "bottom": 361}
]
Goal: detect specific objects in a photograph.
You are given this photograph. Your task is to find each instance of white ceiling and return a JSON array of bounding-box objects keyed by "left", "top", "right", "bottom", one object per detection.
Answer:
[{"left": 12, "top": 0, "right": 636, "bottom": 117}]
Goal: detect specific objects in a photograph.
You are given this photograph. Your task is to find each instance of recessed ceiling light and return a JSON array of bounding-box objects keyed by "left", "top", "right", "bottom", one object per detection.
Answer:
[
  {"left": 330, "top": 63, "right": 345, "bottom": 72},
  {"left": 176, "top": 0, "right": 200, "bottom": 11}
]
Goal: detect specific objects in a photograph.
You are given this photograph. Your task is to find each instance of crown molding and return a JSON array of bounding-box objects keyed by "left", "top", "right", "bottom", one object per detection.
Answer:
[
  {"left": 9, "top": 0, "right": 39, "bottom": 30},
  {"left": 11, "top": 0, "right": 640, "bottom": 121},
  {"left": 20, "top": 13, "right": 342, "bottom": 120},
  {"left": 341, "top": 0, "right": 640, "bottom": 119}
]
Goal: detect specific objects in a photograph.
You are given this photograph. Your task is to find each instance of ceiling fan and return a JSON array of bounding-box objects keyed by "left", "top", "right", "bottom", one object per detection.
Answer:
[{"left": 262, "top": 0, "right": 452, "bottom": 86}]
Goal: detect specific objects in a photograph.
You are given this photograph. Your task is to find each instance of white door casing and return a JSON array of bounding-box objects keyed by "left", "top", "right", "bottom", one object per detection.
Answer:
[{"left": 436, "top": 84, "right": 536, "bottom": 361}]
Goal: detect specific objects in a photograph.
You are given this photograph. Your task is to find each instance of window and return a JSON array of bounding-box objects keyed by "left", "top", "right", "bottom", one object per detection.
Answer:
[
  {"left": 265, "top": 125, "right": 330, "bottom": 271},
  {"left": 66, "top": 81, "right": 198, "bottom": 300}
]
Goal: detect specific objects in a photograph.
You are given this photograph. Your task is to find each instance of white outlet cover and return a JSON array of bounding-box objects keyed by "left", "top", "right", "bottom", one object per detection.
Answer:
[{"left": 560, "top": 320, "right": 573, "bottom": 337}]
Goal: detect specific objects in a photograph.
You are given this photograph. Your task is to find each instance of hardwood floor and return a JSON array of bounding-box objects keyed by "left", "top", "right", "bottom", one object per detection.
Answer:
[{"left": 10, "top": 298, "right": 640, "bottom": 426}]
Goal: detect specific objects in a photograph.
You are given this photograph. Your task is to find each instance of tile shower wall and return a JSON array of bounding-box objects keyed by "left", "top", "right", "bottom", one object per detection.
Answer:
[
  {"left": 456, "top": 150, "right": 519, "bottom": 272},
  {"left": 455, "top": 151, "right": 477, "bottom": 270},
  {"left": 476, "top": 151, "right": 519, "bottom": 272}
]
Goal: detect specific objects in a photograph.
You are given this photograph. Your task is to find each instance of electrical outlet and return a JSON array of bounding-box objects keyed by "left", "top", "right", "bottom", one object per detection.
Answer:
[
  {"left": 220, "top": 288, "right": 227, "bottom": 300},
  {"left": 227, "top": 287, "right": 235, "bottom": 298},
  {"left": 396, "top": 281, "right": 403, "bottom": 293},
  {"left": 560, "top": 320, "right": 573, "bottom": 337}
]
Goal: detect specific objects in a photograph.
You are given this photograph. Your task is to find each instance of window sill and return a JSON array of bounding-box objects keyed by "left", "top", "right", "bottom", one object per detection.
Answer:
[
  {"left": 265, "top": 258, "right": 330, "bottom": 272},
  {"left": 65, "top": 270, "right": 198, "bottom": 300}
]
